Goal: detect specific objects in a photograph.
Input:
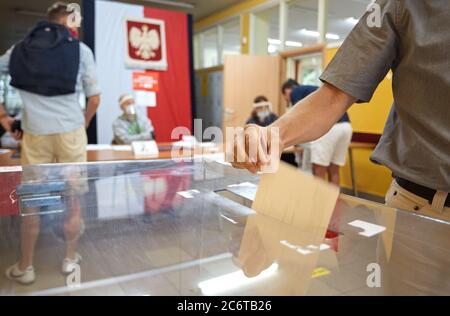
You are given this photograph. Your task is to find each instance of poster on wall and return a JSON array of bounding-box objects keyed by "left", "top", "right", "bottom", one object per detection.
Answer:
[
  {"left": 125, "top": 17, "right": 168, "bottom": 70},
  {"left": 132, "top": 71, "right": 158, "bottom": 107}
]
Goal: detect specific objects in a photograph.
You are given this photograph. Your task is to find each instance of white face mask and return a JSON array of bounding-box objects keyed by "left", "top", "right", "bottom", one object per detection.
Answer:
[
  {"left": 257, "top": 111, "right": 270, "bottom": 121},
  {"left": 125, "top": 104, "right": 137, "bottom": 116}
]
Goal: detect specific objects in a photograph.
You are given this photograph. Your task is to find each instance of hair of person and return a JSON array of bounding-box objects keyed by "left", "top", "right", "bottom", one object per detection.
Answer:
[
  {"left": 281, "top": 79, "right": 300, "bottom": 93},
  {"left": 47, "top": 2, "right": 73, "bottom": 23},
  {"left": 119, "top": 94, "right": 134, "bottom": 106},
  {"left": 253, "top": 95, "right": 268, "bottom": 104}
]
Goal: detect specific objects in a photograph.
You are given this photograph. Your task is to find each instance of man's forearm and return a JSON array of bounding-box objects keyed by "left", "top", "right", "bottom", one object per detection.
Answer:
[
  {"left": 272, "top": 83, "right": 355, "bottom": 149},
  {"left": 84, "top": 95, "right": 100, "bottom": 128}
]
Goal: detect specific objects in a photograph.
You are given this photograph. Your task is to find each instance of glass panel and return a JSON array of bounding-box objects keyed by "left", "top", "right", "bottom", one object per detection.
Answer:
[
  {"left": 288, "top": 0, "right": 319, "bottom": 48},
  {"left": 202, "top": 28, "right": 219, "bottom": 68},
  {"left": 222, "top": 18, "right": 241, "bottom": 61},
  {"left": 327, "top": 0, "right": 373, "bottom": 45},
  {"left": 252, "top": 5, "right": 279, "bottom": 56},
  {"left": 1, "top": 160, "right": 449, "bottom": 295}
]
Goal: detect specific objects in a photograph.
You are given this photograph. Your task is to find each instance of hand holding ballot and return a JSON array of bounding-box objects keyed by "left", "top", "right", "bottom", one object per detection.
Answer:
[{"left": 226, "top": 124, "right": 283, "bottom": 174}]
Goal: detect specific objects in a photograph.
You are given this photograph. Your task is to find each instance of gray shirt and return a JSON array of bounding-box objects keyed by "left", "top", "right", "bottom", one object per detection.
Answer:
[
  {"left": 0, "top": 42, "right": 101, "bottom": 135},
  {"left": 320, "top": 0, "right": 450, "bottom": 191}
]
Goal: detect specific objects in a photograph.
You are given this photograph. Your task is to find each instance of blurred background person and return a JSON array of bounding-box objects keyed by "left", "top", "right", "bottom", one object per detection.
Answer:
[
  {"left": 282, "top": 79, "right": 352, "bottom": 185},
  {"left": 113, "top": 94, "right": 155, "bottom": 145},
  {"left": 0, "top": 74, "right": 23, "bottom": 147},
  {"left": 246, "top": 95, "right": 297, "bottom": 167},
  {"left": 246, "top": 96, "right": 278, "bottom": 127},
  {"left": 1, "top": 1, "right": 100, "bottom": 285}
]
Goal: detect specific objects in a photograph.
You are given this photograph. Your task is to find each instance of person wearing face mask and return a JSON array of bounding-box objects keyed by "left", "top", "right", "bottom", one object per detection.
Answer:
[
  {"left": 246, "top": 96, "right": 278, "bottom": 127},
  {"left": 113, "top": 94, "right": 155, "bottom": 145}
]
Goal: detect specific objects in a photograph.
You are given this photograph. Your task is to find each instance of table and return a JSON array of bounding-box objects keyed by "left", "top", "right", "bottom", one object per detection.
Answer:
[
  {"left": 0, "top": 143, "right": 302, "bottom": 166},
  {"left": 0, "top": 142, "right": 219, "bottom": 166},
  {"left": 0, "top": 160, "right": 448, "bottom": 296}
]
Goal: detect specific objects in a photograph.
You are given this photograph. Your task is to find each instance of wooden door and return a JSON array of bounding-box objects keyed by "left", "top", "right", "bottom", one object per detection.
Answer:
[{"left": 223, "top": 55, "right": 282, "bottom": 129}]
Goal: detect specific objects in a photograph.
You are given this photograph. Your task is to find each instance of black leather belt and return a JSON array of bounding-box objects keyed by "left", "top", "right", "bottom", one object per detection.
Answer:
[{"left": 395, "top": 177, "right": 450, "bottom": 207}]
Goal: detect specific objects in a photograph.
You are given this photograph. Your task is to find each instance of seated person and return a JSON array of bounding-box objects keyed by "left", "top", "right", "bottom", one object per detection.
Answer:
[
  {"left": 113, "top": 94, "right": 155, "bottom": 145},
  {"left": 247, "top": 95, "right": 298, "bottom": 167},
  {"left": 246, "top": 96, "right": 278, "bottom": 127}
]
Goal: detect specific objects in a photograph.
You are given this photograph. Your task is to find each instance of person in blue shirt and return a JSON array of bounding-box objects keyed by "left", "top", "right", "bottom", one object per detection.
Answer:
[{"left": 281, "top": 79, "right": 352, "bottom": 186}]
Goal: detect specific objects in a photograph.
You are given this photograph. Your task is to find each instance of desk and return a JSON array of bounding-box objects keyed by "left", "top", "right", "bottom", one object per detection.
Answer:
[
  {"left": 0, "top": 143, "right": 219, "bottom": 166},
  {"left": 0, "top": 149, "right": 19, "bottom": 167},
  {"left": 1, "top": 143, "right": 301, "bottom": 166},
  {"left": 86, "top": 142, "right": 195, "bottom": 162}
]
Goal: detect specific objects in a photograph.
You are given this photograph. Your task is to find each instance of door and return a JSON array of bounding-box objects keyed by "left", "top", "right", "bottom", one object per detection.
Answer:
[{"left": 223, "top": 55, "right": 282, "bottom": 130}]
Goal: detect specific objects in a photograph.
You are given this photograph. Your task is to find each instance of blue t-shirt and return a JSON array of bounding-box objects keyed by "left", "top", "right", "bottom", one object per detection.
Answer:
[{"left": 290, "top": 85, "right": 350, "bottom": 123}]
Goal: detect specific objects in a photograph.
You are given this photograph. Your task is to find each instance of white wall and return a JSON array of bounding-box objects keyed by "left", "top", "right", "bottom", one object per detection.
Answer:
[{"left": 95, "top": 0, "right": 144, "bottom": 144}]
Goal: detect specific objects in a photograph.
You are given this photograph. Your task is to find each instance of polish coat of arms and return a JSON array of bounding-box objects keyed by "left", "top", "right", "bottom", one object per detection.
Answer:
[{"left": 125, "top": 18, "right": 168, "bottom": 70}]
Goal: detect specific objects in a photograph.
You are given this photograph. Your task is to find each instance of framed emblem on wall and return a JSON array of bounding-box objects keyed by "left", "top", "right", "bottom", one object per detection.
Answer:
[{"left": 124, "top": 17, "right": 168, "bottom": 70}]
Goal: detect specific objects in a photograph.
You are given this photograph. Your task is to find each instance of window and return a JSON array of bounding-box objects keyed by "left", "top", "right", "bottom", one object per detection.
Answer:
[
  {"left": 202, "top": 28, "right": 219, "bottom": 68},
  {"left": 327, "top": 0, "right": 372, "bottom": 45},
  {"left": 222, "top": 18, "right": 241, "bottom": 60},
  {"left": 195, "top": 18, "right": 241, "bottom": 69}
]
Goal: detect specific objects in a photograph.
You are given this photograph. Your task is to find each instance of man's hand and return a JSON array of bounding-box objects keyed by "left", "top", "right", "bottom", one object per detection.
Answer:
[
  {"left": 0, "top": 115, "right": 13, "bottom": 132},
  {"left": 84, "top": 94, "right": 100, "bottom": 129},
  {"left": 226, "top": 124, "right": 283, "bottom": 174}
]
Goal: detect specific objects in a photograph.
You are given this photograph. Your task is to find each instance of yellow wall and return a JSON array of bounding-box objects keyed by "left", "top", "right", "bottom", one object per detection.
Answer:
[{"left": 325, "top": 48, "right": 393, "bottom": 197}]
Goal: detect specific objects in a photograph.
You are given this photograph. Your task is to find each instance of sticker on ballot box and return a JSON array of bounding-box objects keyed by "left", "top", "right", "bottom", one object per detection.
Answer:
[{"left": 132, "top": 140, "right": 159, "bottom": 158}]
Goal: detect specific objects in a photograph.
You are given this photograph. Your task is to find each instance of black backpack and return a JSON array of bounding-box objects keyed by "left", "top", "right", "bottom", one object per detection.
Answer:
[{"left": 9, "top": 21, "right": 80, "bottom": 97}]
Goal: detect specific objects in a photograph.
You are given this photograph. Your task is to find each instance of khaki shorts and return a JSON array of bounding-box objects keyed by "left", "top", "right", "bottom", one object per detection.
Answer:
[
  {"left": 385, "top": 180, "right": 450, "bottom": 222},
  {"left": 21, "top": 126, "right": 87, "bottom": 165},
  {"left": 20, "top": 127, "right": 89, "bottom": 198}
]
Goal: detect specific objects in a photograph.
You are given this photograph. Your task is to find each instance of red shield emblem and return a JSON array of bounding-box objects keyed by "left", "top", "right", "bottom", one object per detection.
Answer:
[{"left": 125, "top": 17, "right": 168, "bottom": 70}]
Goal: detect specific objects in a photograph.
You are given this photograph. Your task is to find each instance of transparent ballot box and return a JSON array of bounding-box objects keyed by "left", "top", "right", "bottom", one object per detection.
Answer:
[{"left": 0, "top": 160, "right": 449, "bottom": 296}]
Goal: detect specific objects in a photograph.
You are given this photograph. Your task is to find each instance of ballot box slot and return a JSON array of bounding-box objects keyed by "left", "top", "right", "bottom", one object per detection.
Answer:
[{"left": 16, "top": 182, "right": 67, "bottom": 217}]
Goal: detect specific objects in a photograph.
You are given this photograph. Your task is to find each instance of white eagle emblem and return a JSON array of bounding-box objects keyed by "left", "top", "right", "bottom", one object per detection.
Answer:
[{"left": 129, "top": 25, "right": 160, "bottom": 60}]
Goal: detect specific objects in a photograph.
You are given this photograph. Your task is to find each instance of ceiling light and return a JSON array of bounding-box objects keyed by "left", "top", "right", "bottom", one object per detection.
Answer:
[
  {"left": 346, "top": 17, "right": 359, "bottom": 25},
  {"left": 299, "top": 28, "right": 320, "bottom": 37},
  {"left": 299, "top": 29, "right": 340, "bottom": 40},
  {"left": 286, "top": 41, "right": 303, "bottom": 47},
  {"left": 268, "top": 38, "right": 281, "bottom": 45},
  {"left": 268, "top": 39, "right": 303, "bottom": 48},
  {"left": 326, "top": 33, "right": 340, "bottom": 40}
]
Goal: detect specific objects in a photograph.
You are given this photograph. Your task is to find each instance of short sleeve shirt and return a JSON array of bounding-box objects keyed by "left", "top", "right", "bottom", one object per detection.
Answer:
[
  {"left": 0, "top": 42, "right": 101, "bottom": 135},
  {"left": 320, "top": 0, "right": 450, "bottom": 191}
]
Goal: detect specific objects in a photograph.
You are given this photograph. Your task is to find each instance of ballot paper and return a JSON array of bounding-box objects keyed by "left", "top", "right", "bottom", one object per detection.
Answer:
[
  {"left": 252, "top": 162, "right": 340, "bottom": 229},
  {"left": 240, "top": 162, "right": 339, "bottom": 295}
]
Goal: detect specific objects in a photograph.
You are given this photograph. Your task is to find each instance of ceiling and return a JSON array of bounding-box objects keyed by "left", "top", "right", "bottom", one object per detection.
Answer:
[{"left": 0, "top": 0, "right": 243, "bottom": 52}]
